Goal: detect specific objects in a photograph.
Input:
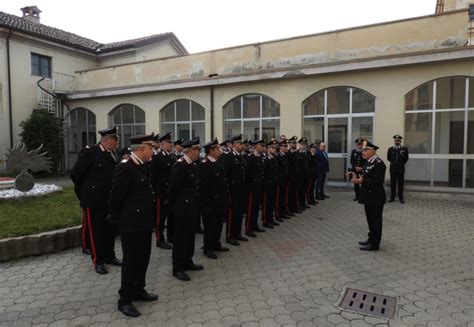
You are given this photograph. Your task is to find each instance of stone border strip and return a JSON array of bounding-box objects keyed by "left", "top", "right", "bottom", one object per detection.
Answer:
[{"left": 0, "top": 225, "right": 81, "bottom": 262}]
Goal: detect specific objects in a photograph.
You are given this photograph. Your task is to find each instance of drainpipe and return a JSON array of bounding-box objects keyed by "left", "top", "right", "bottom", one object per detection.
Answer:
[
  {"left": 210, "top": 86, "right": 214, "bottom": 139},
  {"left": 6, "top": 29, "right": 13, "bottom": 148}
]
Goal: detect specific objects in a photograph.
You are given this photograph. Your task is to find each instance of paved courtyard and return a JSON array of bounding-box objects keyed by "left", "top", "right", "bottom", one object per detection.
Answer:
[{"left": 0, "top": 188, "right": 473, "bottom": 326}]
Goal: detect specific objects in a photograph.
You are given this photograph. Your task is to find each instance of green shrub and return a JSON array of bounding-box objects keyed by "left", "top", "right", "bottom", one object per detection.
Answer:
[{"left": 20, "top": 110, "right": 64, "bottom": 172}]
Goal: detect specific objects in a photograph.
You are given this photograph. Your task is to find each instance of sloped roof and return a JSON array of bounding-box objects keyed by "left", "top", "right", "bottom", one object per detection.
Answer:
[{"left": 0, "top": 10, "right": 187, "bottom": 54}]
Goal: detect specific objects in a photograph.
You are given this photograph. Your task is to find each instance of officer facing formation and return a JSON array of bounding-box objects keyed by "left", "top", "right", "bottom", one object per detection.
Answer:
[
  {"left": 387, "top": 134, "right": 409, "bottom": 203},
  {"left": 348, "top": 140, "right": 386, "bottom": 251},
  {"left": 168, "top": 138, "right": 204, "bottom": 281},
  {"left": 350, "top": 138, "right": 366, "bottom": 201},
  {"left": 71, "top": 127, "right": 121, "bottom": 275},
  {"left": 109, "top": 133, "right": 158, "bottom": 317}
]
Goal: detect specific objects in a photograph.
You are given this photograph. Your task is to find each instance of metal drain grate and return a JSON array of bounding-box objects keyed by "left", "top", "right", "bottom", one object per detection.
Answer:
[{"left": 338, "top": 288, "right": 397, "bottom": 319}]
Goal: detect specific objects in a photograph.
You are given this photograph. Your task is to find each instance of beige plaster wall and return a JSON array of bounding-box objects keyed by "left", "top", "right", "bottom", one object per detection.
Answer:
[{"left": 73, "top": 10, "right": 469, "bottom": 92}]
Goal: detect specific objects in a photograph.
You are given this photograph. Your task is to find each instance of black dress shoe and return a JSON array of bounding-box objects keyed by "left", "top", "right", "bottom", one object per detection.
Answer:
[
  {"left": 173, "top": 271, "right": 191, "bottom": 281},
  {"left": 286, "top": 212, "right": 296, "bottom": 217},
  {"left": 271, "top": 221, "right": 280, "bottom": 226},
  {"left": 236, "top": 235, "right": 248, "bottom": 242},
  {"left": 292, "top": 209, "right": 303, "bottom": 213},
  {"left": 276, "top": 218, "right": 284, "bottom": 222},
  {"left": 157, "top": 240, "right": 172, "bottom": 249},
  {"left": 316, "top": 197, "right": 325, "bottom": 200},
  {"left": 262, "top": 223, "right": 274, "bottom": 229},
  {"left": 95, "top": 264, "right": 108, "bottom": 275},
  {"left": 118, "top": 303, "right": 140, "bottom": 317},
  {"left": 388, "top": 198, "right": 395, "bottom": 203},
  {"left": 226, "top": 239, "right": 240, "bottom": 246},
  {"left": 308, "top": 201, "right": 317, "bottom": 205},
  {"left": 353, "top": 198, "right": 358, "bottom": 201},
  {"left": 399, "top": 199, "right": 405, "bottom": 204},
  {"left": 204, "top": 251, "right": 218, "bottom": 259},
  {"left": 245, "top": 231, "right": 257, "bottom": 238},
  {"left": 323, "top": 195, "right": 330, "bottom": 198},
  {"left": 106, "top": 257, "right": 122, "bottom": 266},
  {"left": 358, "top": 240, "right": 370, "bottom": 246},
  {"left": 303, "top": 205, "right": 311, "bottom": 209},
  {"left": 360, "top": 244, "right": 379, "bottom": 251},
  {"left": 133, "top": 290, "right": 158, "bottom": 302},
  {"left": 186, "top": 263, "right": 204, "bottom": 271},
  {"left": 282, "top": 215, "right": 291, "bottom": 220},
  {"left": 82, "top": 248, "right": 91, "bottom": 255},
  {"left": 214, "top": 246, "right": 229, "bottom": 252},
  {"left": 254, "top": 227, "right": 266, "bottom": 233}
]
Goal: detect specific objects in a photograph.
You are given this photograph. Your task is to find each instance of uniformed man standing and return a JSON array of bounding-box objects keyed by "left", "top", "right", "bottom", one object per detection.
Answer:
[
  {"left": 297, "top": 137, "right": 310, "bottom": 210},
  {"left": 168, "top": 138, "right": 204, "bottom": 281},
  {"left": 349, "top": 140, "right": 386, "bottom": 251},
  {"left": 109, "top": 134, "right": 158, "bottom": 317},
  {"left": 244, "top": 139, "right": 265, "bottom": 237},
  {"left": 276, "top": 139, "right": 294, "bottom": 218},
  {"left": 350, "top": 138, "right": 366, "bottom": 201},
  {"left": 198, "top": 138, "right": 230, "bottom": 259},
  {"left": 150, "top": 132, "right": 176, "bottom": 249},
  {"left": 220, "top": 135, "right": 248, "bottom": 246},
  {"left": 287, "top": 136, "right": 302, "bottom": 213},
  {"left": 387, "top": 135, "right": 409, "bottom": 203},
  {"left": 71, "top": 127, "right": 121, "bottom": 275},
  {"left": 262, "top": 139, "right": 280, "bottom": 227}
]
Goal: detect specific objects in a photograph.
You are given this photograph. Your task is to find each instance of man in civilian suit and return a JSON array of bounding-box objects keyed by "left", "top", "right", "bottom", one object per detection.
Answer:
[{"left": 315, "top": 142, "right": 330, "bottom": 200}]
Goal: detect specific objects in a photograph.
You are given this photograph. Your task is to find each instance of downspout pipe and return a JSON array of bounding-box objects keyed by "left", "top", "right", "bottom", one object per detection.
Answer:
[
  {"left": 210, "top": 86, "right": 214, "bottom": 139},
  {"left": 7, "top": 29, "right": 13, "bottom": 148}
]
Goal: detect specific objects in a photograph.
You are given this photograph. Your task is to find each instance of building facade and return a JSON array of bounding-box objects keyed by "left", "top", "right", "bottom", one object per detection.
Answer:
[{"left": 1, "top": 1, "right": 474, "bottom": 192}]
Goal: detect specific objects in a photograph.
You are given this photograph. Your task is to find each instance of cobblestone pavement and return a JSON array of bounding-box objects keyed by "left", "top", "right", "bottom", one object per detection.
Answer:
[{"left": 1, "top": 188, "right": 473, "bottom": 326}]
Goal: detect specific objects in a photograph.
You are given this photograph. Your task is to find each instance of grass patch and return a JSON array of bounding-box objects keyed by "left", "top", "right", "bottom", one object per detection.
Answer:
[{"left": 0, "top": 186, "right": 82, "bottom": 239}]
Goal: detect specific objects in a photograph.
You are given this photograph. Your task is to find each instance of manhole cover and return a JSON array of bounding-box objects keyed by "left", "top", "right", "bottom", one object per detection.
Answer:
[{"left": 338, "top": 288, "right": 397, "bottom": 319}]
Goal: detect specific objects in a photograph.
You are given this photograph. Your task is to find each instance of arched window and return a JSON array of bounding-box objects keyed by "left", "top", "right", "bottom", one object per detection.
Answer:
[
  {"left": 223, "top": 94, "right": 280, "bottom": 142},
  {"left": 161, "top": 99, "right": 205, "bottom": 140},
  {"left": 68, "top": 107, "right": 96, "bottom": 168},
  {"left": 108, "top": 104, "right": 146, "bottom": 147},
  {"left": 69, "top": 107, "right": 96, "bottom": 152},
  {"left": 404, "top": 76, "right": 474, "bottom": 189}
]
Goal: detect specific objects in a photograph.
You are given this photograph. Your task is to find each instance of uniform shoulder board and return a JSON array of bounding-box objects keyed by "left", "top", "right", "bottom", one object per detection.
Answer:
[
  {"left": 121, "top": 159, "right": 128, "bottom": 163},
  {"left": 375, "top": 158, "right": 382, "bottom": 163}
]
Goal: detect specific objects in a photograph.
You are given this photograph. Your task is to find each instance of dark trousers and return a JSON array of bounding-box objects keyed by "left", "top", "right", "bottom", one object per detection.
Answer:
[
  {"left": 278, "top": 182, "right": 290, "bottom": 216},
  {"left": 155, "top": 198, "right": 174, "bottom": 243},
  {"left": 262, "top": 189, "right": 276, "bottom": 224},
  {"left": 315, "top": 173, "right": 327, "bottom": 198},
  {"left": 297, "top": 176, "right": 307, "bottom": 207},
  {"left": 364, "top": 205, "right": 384, "bottom": 246},
  {"left": 288, "top": 179, "right": 299, "bottom": 211},
  {"left": 119, "top": 231, "right": 152, "bottom": 305},
  {"left": 172, "top": 220, "right": 196, "bottom": 272},
  {"left": 307, "top": 176, "right": 316, "bottom": 203},
  {"left": 390, "top": 171, "right": 405, "bottom": 199},
  {"left": 84, "top": 207, "right": 116, "bottom": 265},
  {"left": 353, "top": 173, "right": 361, "bottom": 200},
  {"left": 81, "top": 209, "right": 91, "bottom": 252},
  {"left": 245, "top": 191, "right": 262, "bottom": 232},
  {"left": 203, "top": 210, "right": 224, "bottom": 252},
  {"left": 227, "top": 193, "right": 244, "bottom": 239}
]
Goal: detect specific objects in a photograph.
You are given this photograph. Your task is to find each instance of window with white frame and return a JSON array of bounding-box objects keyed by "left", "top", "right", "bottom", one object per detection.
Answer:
[
  {"left": 108, "top": 104, "right": 146, "bottom": 147},
  {"left": 404, "top": 76, "right": 474, "bottom": 188},
  {"left": 161, "top": 100, "right": 205, "bottom": 140},
  {"left": 224, "top": 94, "right": 280, "bottom": 142}
]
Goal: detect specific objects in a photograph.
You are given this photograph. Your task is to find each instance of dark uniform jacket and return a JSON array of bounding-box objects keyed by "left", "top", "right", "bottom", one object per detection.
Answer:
[
  {"left": 70, "top": 144, "right": 118, "bottom": 209},
  {"left": 108, "top": 156, "right": 155, "bottom": 233},
  {"left": 387, "top": 146, "right": 409, "bottom": 173},
  {"left": 276, "top": 152, "right": 289, "bottom": 186},
  {"left": 150, "top": 150, "right": 176, "bottom": 200},
  {"left": 350, "top": 148, "right": 366, "bottom": 172},
  {"left": 263, "top": 154, "right": 279, "bottom": 192},
  {"left": 198, "top": 157, "right": 229, "bottom": 217},
  {"left": 287, "top": 150, "right": 298, "bottom": 181},
  {"left": 245, "top": 152, "right": 264, "bottom": 193},
  {"left": 168, "top": 157, "right": 200, "bottom": 222},
  {"left": 308, "top": 152, "right": 318, "bottom": 178},
  {"left": 358, "top": 156, "right": 387, "bottom": 206},
  {"left": 220, "top": 150, "right": 246, "bottom": 195}
]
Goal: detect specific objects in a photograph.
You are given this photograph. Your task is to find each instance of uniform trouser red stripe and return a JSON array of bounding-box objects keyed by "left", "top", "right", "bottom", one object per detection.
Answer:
[
  {"left": 86, "top": 208, "right": 98, "bottom": 265},
  {"left": 81, "top": 209, "right": 88, "bottom": 251},
  {"left": 226, "top": 197, "right": 233, "bottom": 239},
  {"left": 274, "top": 186, "right": 280, "bottom": 218},
  {"left": 246, "top": 192, "right": 253, "bottom": 232}
]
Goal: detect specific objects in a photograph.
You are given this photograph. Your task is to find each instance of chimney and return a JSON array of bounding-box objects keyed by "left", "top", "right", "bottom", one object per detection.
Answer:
[
  {"left": 20, "top": 6, "right": 41, "bottom": 24},
  {"left": 436, "top": 0, "right": 474, "bottom": 13}
]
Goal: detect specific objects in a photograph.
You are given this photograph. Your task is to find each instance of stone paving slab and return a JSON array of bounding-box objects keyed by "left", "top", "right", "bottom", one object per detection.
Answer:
[{"left": 0, "top": 188, "right": 473, "bottom": 326}]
